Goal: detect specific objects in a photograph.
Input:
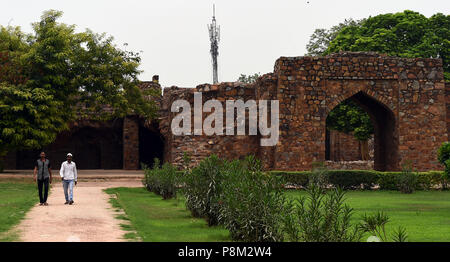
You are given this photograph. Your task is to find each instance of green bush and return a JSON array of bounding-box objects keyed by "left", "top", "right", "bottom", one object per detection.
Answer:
[
  {"left": 219, "top": 156, "right": 286, "bottom": 242},
  {"left": 143, "top": 159, "right": 179, "bottom": 200},
  {"left": 271, "top": 170, "right": 446, "bottom": 191},
  {"left": 182, "top": 155, "right": 225, "bottom": 226},
  {"left": 270, "top": 171, "right": 309, "bottom": 187},
  {"left": 438, "top": 142, "right": 450, "bottom": 166},
  {"left": 326, "top": 170, "right": 379, "bottom": 190},
  {"left": 397, "top": 162, "right": 418, "bottom": 194},
  {"left": 438, "top": 142, "right": 450, "bottom": 184},
  {"left": 283, "top": 184, "right": 363, "bottom": 242}
]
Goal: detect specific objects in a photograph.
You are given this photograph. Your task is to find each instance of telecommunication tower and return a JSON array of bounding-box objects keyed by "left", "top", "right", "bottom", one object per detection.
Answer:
[{"left": 208, "top": 4, "right": 220, "bottom": 84}]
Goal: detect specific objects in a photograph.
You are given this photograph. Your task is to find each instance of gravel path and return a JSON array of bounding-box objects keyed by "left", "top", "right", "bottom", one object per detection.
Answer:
[{"left": 15, "top": 180, "right": 142, "bottom": 242}]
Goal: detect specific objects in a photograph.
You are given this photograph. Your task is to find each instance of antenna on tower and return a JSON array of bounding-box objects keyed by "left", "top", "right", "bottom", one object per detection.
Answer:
[{"left": 208, "top": 4, "right": 220, "bottom": 84}]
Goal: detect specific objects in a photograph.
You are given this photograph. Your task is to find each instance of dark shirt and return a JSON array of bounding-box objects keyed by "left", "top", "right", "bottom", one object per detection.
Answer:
[{"left": 35, "top": 159, "right": 51, "bottom": 180}]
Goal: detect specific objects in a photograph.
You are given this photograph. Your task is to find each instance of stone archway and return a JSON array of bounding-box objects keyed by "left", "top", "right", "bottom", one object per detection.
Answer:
[
  {"left": 139, "top": 122, "right": 165, "bottom": 169},
  {"left": 325, "top": 91, "right": 398, "bottom": 171}
]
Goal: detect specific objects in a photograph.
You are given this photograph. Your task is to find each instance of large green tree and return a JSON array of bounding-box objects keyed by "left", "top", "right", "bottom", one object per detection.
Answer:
[
  {"left": 0, "top": 10, "right": 158, "bottom": 170},
  {"left": 306, "top": 18, "right": 364, "bottom": 56},
  {"left": 325, "top": 10, "right": 450, "bottom": 80}
]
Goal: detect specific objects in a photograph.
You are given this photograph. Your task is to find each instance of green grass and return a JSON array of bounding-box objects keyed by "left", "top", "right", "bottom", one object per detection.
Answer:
[
  {"left": 104, "top": 187, "right": 230, "bottom": 242},
  {"left": 106, "top": 186, "right": 450, "bottom": 242},
  {"left": 0, "top": 179, "right": 39, "bottom": 241},
  {"left": 285, "top": 190, "right": 450, "bottom": 242}
]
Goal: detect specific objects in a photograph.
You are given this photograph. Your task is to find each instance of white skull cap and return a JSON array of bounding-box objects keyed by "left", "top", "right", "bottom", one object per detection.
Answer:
[{"left": 67, "top": 153, "right": 73, "bottom": 157}]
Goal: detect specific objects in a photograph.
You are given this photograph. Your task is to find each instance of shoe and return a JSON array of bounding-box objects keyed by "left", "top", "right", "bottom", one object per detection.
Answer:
[
  {"left": 44, "top": 202, "right": 48, "bottom": 206},
  {"left": 39, "top": 203, "right": 43, "bottom": 206},
  {"left": 69, "top": 200, "right": 74, "bottom": 205},
  {"left": 64, "top": 201, "right": 69, "bottom": 205}
]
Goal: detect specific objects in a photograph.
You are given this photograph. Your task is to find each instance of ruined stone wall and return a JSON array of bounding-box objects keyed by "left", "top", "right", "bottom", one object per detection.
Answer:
[
  {"left": 272, "top": 52, "right": 446, "bottom": 171},
  {"left": 3, "top": 54, "right": 446, "bottom": 172},
  {"left": 159, "top": 83, "right": 260, "bottom": 168}
]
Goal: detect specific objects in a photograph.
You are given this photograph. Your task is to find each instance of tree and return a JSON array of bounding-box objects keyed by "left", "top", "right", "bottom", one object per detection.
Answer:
[
  {"left": 325, "top": 10, "right": 450, "bottom": 80},
  {"left": 306, "top": 18, "right": 364, "bottom": 56},
  {"left": 0, "top": 10, "right": 158, "bottom": 171},
  {"left": 237, "top": 73, "right": 261, "bottom": 84},
  {"left": 326, "top": 100, "right": 374, "bottom": 160}
]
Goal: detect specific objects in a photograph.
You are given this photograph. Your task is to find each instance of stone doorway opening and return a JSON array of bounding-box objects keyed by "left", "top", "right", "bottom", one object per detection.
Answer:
[
  {"left": 15, "top": 121, "right": 124, "bottom": 170},
  {"left": 325, "top": 91, "right": 398, "bottom": 171},
  {"left": 139, "top": 123, "right": 164, "bottom": 169}
]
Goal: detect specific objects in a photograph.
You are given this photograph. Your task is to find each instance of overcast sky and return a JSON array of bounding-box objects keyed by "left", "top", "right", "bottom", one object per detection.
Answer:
[{"left": 1, "top": 0, "right": 448, "bottom": 87}]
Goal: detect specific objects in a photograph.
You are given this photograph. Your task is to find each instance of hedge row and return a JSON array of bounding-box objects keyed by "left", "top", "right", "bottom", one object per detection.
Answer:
[{"left": 270, "top": 170, "right": 448, "bottom": 190}]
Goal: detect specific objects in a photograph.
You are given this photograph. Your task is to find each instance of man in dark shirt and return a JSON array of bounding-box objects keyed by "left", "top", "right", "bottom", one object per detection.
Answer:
[{"left": 33, "top": 152, "right": 53, "bottom": 206}]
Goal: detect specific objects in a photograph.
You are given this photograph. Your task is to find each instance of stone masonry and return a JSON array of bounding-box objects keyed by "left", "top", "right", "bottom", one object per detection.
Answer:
[
  {"left": 160, "top": 52, "right": 447, "bottom": 171},
  {"left": 4, "top": 52, "right": 448, "bottom": 172}
]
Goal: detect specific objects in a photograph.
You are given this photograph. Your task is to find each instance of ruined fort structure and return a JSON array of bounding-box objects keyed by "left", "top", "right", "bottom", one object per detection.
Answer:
[{"left": 4, "top": 52, "right": 448, "bottom": 171}]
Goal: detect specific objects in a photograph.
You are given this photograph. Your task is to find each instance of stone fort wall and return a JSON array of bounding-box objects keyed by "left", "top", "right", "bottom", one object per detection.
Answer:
[
  {"left": 160, "top": 52, "right": 447, "bottom": 171},
  {"left": 3, "top": 52, "right": 448, "bottom": 172}
]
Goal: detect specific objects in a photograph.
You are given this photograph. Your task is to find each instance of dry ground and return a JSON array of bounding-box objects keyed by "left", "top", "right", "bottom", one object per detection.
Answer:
[{"left": 4, "top": 170, "right": 143, "bottom": 242}]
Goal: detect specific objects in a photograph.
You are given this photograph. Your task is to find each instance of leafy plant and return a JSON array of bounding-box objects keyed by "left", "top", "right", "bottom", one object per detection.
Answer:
[
  {"left": 438, "top": 142, "right": 450, "bottom": 186},
  {"left": 398, "top": 161, "right": 418, "bottom": 194},
  {"left": 284, "top": 184, "right": 363, "bottom": 242},
  {"left": 143, "top": 158, "right": 178, "bottom": 200},
  {"left": 308, "top": 163, "right": 329, "bottom": 189},
  {"left": 359, "top": 211, "right": 408, "bottom": 242},
  {"left": 182, "top": 155, "right": 225, "bottom": 225},
  {"left": 219, "top": 156, "right": 287, "bottom": 242}
]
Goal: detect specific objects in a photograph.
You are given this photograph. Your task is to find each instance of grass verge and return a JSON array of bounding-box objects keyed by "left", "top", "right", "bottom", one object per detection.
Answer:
[
  {"left": 0, "top": 178, "right": 38, "bottom": 241},
  {"left": 104, "top": 187, "right": 230, "bottom": 242},
  {"left": 285, "top": 190, "right": 450, "bottom": 242}
]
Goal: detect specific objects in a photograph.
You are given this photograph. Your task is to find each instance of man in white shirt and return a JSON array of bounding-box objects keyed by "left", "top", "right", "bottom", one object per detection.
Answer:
[{"left": 60, "top": 153, "right": 78, "bottom": 205}]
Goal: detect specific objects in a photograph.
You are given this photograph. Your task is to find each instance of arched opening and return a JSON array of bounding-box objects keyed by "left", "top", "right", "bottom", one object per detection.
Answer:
[
  {"left": 325, "top": 91, "right": 398, "bottom": 171},
  {"left": 139, "top": 122, "right": 164, "bottom": 169},
  {"left": 15, "top": 122, "right": 123, "bottom": 170}
]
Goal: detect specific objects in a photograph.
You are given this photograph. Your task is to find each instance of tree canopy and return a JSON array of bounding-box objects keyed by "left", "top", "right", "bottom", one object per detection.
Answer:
[
  {"left": 326, "top": 100, "right": 373, "bottom": 141},
  {"left": 325, "top": 10, "right": 450, "bottom": 80},
  {"left": 0, "top": 10, "right": 158, "bottom": 159},
  {"left": 237, "top": 73, "right": 261, "bottom": 84}
]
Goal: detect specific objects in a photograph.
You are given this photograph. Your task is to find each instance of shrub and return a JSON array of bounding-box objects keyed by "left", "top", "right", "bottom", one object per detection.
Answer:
[
  {"left": 143, "top": 159, "right": 161, "bottom": 193},
  {"left": 438, "top": 142, "right": 450, "bottom": 185},
  {"left": 271, "top": 171, "right": 309, "bottom": 188},
  {"left": 219, "top": 156, "right": 286, "bottom": 242},
  {"left": 283, "top": 184, "right": 363, "bottom": 242},
  {"left": 397, "top": 162, "right": 418, "bottom": 194},
  {"left": 359, "top": 212, "right": 408, "bottom": 242},
  {"left": 143, "top": 159, "right": 179, "bottom": 199},
  {"left": 283, "top": 183, "right": 409, "bottom": 242},
  {"left": 438, "top": 142, "right": 450, "bottom": 166},
  {"left": 182, "top": 155, "right": 225, "bottom": 225},
  {"left": 326, "top": 170, "right": 379, "bottom": 190},
  {"left": 272, "top": 170, "right": 446, "bottom": 191}
]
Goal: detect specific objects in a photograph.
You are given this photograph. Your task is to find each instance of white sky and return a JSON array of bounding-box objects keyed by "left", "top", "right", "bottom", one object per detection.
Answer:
[{"left": 1, "top": 0, "right": 449, "bottom": 87}]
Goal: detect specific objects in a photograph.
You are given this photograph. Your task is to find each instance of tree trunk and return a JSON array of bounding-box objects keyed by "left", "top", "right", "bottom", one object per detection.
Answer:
[{"left": 360, "top": 140, "right": 369, "bottom": 161}]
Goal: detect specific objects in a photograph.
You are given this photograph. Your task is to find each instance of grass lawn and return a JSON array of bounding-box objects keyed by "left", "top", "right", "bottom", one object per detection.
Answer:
[
  {"left": 104, "top": 187, "right": 230, "bottom": 242},
  {"left": 285, "top": 190, "right": 450, "bottom": 242},
  {"left": 106, "top": 186, "right": 450, "bottom": 242},
  {"left": 0, "top": 178, "right": 38, "bottom": 241}
]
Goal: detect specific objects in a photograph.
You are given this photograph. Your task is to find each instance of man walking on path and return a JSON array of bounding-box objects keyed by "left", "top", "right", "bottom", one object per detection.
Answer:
[
  {"left": 33, "top": 152, "right": 52, "bottom": 206},
  {"left": 60, "top": 153, "right": 78, "bottom": 205}
]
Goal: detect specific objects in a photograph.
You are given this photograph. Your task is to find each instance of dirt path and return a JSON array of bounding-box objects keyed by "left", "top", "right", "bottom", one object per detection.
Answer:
[{"left": 15, "top": 180, "right": 142, "bottom": 242}]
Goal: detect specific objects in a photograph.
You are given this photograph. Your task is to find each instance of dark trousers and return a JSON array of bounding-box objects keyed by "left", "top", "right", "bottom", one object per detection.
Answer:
[{"left": 37, "top": 178, "right": 49, "bottom": 203}]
